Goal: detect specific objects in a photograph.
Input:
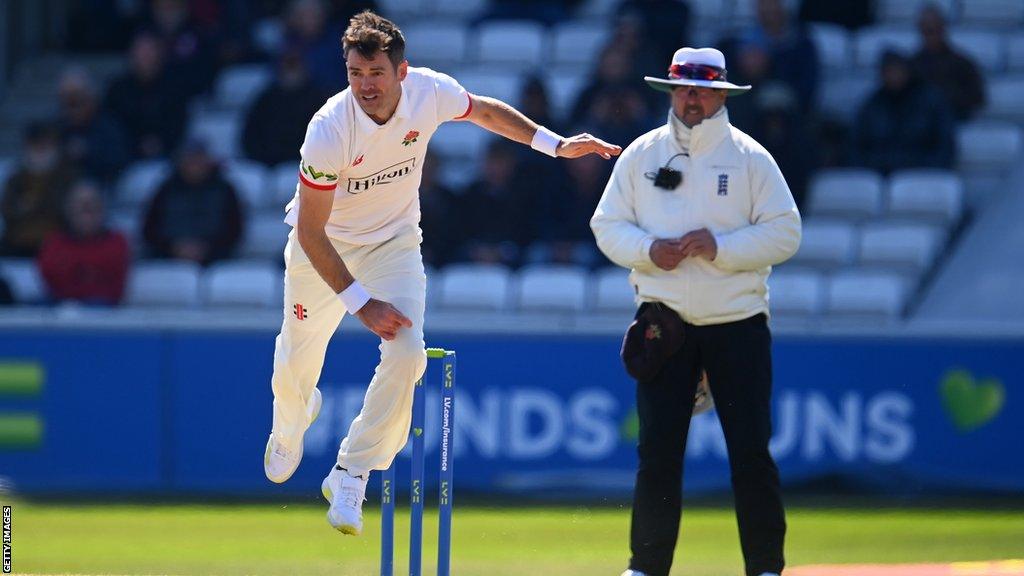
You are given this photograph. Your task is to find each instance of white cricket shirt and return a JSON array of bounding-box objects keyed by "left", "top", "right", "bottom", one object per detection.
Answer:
[{"left": 284, "top": 67, "right": 472, "bottom": 245}]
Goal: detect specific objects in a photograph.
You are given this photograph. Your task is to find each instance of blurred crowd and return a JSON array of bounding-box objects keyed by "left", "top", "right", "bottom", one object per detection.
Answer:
[{"left": 0, "top": 0, "right": 986, "bottom": 306}]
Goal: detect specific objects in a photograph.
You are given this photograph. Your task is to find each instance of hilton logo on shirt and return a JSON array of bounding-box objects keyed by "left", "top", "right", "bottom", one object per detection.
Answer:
[
  {"left": 717, "top": 174, "right": 729, "bottom": 196},
  {"left": 347, "top": 157, "right": 416, "bottom": 193}
]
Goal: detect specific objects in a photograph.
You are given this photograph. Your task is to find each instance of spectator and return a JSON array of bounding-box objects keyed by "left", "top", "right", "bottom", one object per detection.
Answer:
[
  {"left": 519, "top": 76, "right": 561, "bottom": 134},
  {"left": 851, "top": 50, "right": 955, "bottom": 175},
  {"left": 458, "top": 140, "right": 535, "bottom": 267},
  {"left": 476, "top": 0, "right": 582, "bottom": 26},
  {"left": 570, "top": 45, "right": 651, "bottom": 127},
  {"left": 616, "top": 0, "right": 691, "bottom": 67},
  {"left": 142, "top": 139, "right": 244, "bottom": 264},
  {"left": 105, "top": 32, "right": 189, "bottom": 160},
  {"left": 746, "top": 84, "right": 815, "bottom": 210},
  {"left": 722, "top": 0, "right": 820, "bottom": 113},
  {"left": 579, "top": 84, "right": 658, "bottom": 150},
  {"left": 1, "top": 123, "right": 75, "bottom": 257},
  {"left": 418, "top": 153, "right": 461, "bottom": 268},
  {"left": 912, "top": 4, "right": 986, "bottom": 121},
  {"left": 58, "top": 68, "right": 130, "bottom": 184},
  {"left": 37, "top": 181, "right": 130, "bottom": 305},
  {"left": 242, "top": 49, "right": 330, "bottom": 166},
  {"left": 189, "top": 0, "right": 255, "bottom": 67},
  {"left": 285, "top": 0, "right": 347, "bottom": 93},
  {"left": 66, "top": 0, "right": 136, "bottom": 52},
  {"left": 144, "top": 0, "right": 220, "bottom": 99},
  {"left": 532, "top": 153, "right": 607, "bottom": 267},
  {"left": 719, "top": 43, "right": 772, "bottom": 133},
  {"left": 798, "top": 0, "right": 873, "bottom": 30}
]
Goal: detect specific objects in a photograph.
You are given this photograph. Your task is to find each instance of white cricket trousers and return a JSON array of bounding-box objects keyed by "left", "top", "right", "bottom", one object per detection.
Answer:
[{"left": 270, "top": 224, "right": 427, "bottom": 479}]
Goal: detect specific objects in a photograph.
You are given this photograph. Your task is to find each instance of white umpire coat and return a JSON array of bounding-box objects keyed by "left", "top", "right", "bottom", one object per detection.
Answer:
[{"left": 590, "top": 109, "right": 802, "bottom": 326}]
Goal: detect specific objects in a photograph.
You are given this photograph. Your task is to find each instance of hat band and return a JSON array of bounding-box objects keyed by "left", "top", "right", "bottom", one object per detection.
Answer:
[{"left": 668, "top": 63, "right": 727, "bottom": 82}]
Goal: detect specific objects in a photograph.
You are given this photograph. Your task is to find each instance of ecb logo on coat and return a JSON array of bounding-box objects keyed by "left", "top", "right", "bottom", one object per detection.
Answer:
[{"left": 717, "top": 174, "right": 729, "bottom": 196}]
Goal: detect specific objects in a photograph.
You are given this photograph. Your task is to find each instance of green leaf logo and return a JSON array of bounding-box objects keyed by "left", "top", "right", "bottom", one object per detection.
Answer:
[
  {"left": 940, "top": 369, "right": 1005, "bottom": 432},
  {"left": 413, "top": 427, "right": 423, "bottom": 437},
  {"left": 0, "top": 361, "right": 45, "bottom": 449},
  {"left": 302, "top": 162, "right": 336, "bottom": 181}
]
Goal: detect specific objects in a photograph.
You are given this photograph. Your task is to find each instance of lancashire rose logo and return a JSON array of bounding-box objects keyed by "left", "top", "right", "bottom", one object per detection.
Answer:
[{"left": 402, "top": 130, "right": 419, "bottom": 146}]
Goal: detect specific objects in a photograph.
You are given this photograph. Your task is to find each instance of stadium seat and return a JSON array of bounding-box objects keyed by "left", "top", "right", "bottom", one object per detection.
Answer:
[
  {"left": 877, "top": 0, "right": 956, "bottom": 22},
  {"left": 377, "top": 0, "right": 426, "bottom": 18},
  {"left": 437, "top": 263, "right": 511, "bottom": 311},
  {"left": 948, "top": 30, "right": 1005, "bottom": 72},
  {"left": 552, "top": 22, "right": 611, "bottom": 66},
  {"left": 270, "top": 162, "right": 299, "bottom": 208},
  {"left": 767, "top": 269, "right": 826, "bottom": 316},
  {"left": 887, "top": 169, "right": 963, "bottom": 224},
  {"left": 592, "top": 267, "right": 636, "bottom": 312},
  {"left": 826, "top": 270, "right": 908, "bottom": 318},
  {"left": 543, "top": 71, "right": 587, "bottom": 123},
  {"left": 402, "top": 23, "right": 468, "bottom": 65},
  {"left": 186, "top": 111, "right": 242, "bottom": 159},
  {"left": 576, "top": 0, "right": 618, "bottom": 18},
  {"left": 960, "top": 0, "right": 1024, "bottom": 27},
  {"left": 203, "top": 260, "right": 279, "bottom": 308},
  {"left": 515, "top": 264, "right": 588, "bottom": 312},
  {"left": 957, "top": 122, "right": 1024, "bottom": 170},
  {"left": 789, "top": 220, "right": 858, "bottom": 269},
  {"left": 0, "top": 258, "right": 45, "bottom": 303},
  {"left": 858, "top": 222, "right": 944, "bottom": 271},
  {"left": 455, "top": 70, "right": 523, "bottom": 107},
  {"left": 431, "top": 0, "right": 487, "bottom": 19},
  {"left": 241, "top": 212, "right": 290, "bottom": 259},
  {"left": 125, "top": 261, "right": 202, "bottom": 307},
  {"left": 117, "top": 160, "right": 171, "bottom": 207},
  {"left": 854, "top": 26, "right": 919, "bottom": 68},
  {"left": 808, "top": 23, "right": 852, "bottom": 71},
  {"left": 475, "top": 21, "right": 546, "bottom": 70},
  {"left": 808, "top": 169, "right": 884, "bottom": 220},
  {"left": 430, "top": 122, "right": 492, "bottom": 161},
  {"left": 214, "top": 64, "right": 272, "bottom": 110},
  {"left": 108, "top": 207, "right": 142, "bottom": 249},
  {"left": 224, "top": 159, "right": 269, "bottom": 210},
  {"left": 690, "top": 0, "right": 728, "bottom": 21},
  {"left": 817, "top": 76, "right": 874, "bottom": 122},
  {"left": 982, "top": 76, "right": 1024, "bottom": 120},
  {"left": 1008, "top": 34, "right": 1024, "bottom": 71}
]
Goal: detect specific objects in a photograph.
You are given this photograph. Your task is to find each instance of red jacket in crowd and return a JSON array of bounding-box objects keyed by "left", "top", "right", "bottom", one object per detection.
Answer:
[{"left": 37, "top": 229, "right": 130, "bottom": 305}]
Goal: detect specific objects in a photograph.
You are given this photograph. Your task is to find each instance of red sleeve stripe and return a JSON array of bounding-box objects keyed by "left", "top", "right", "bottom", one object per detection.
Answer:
[
  {"left": 453, "top": 92, "right": 473, "bottom": 120},
  {"left": 298, "top": 171, "right": 338, "bottom": 191}
]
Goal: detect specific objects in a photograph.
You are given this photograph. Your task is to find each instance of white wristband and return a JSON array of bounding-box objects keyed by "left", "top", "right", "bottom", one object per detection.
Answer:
[
  {"left": 338, "top": 281, "right": 371, "bottom": 314},
  {"left": 531, "top": 126, "right": 562, "bottom": 158}
]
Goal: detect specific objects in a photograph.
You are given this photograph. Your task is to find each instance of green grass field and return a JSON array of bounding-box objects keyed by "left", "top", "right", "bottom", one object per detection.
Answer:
[{"left": 7, "top": 501, "right": 1024, "bottom": 576}]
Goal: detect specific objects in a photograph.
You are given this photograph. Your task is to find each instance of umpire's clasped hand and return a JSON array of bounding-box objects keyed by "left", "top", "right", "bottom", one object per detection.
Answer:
[{"left": 649, "top": 229, "right": 718, "bottom": 270}]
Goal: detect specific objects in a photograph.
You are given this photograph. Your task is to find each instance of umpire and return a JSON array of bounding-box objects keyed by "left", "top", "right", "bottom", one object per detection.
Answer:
[{"left": 591, "top": 47, "right": 801, "bottom": 576}]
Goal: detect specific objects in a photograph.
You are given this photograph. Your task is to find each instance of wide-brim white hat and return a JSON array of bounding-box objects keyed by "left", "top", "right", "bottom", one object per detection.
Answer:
[{"left": 644, "top": 47, "right": 751, "bottom": 96}]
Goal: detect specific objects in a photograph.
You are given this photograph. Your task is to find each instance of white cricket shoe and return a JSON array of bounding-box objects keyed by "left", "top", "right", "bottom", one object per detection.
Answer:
[
  {"left": 321, "top": 466, "right": 367, "bottom": 535},
  {"left": 264, "top": 388, "right": 322, "bottom": 483},
  {"left": 621, "top": 570, "right": 649, "bottom": 576}
]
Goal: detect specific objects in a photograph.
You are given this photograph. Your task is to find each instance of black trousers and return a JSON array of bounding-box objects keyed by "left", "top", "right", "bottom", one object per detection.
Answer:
[{"left": 628, "top": 312, "right": 786, "bottom": 576}]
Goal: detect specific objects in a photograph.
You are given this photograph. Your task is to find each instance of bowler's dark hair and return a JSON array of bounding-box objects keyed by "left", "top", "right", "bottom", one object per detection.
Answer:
[{"left": 342, "top": 10, "right": 405, "bottom": 69}]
